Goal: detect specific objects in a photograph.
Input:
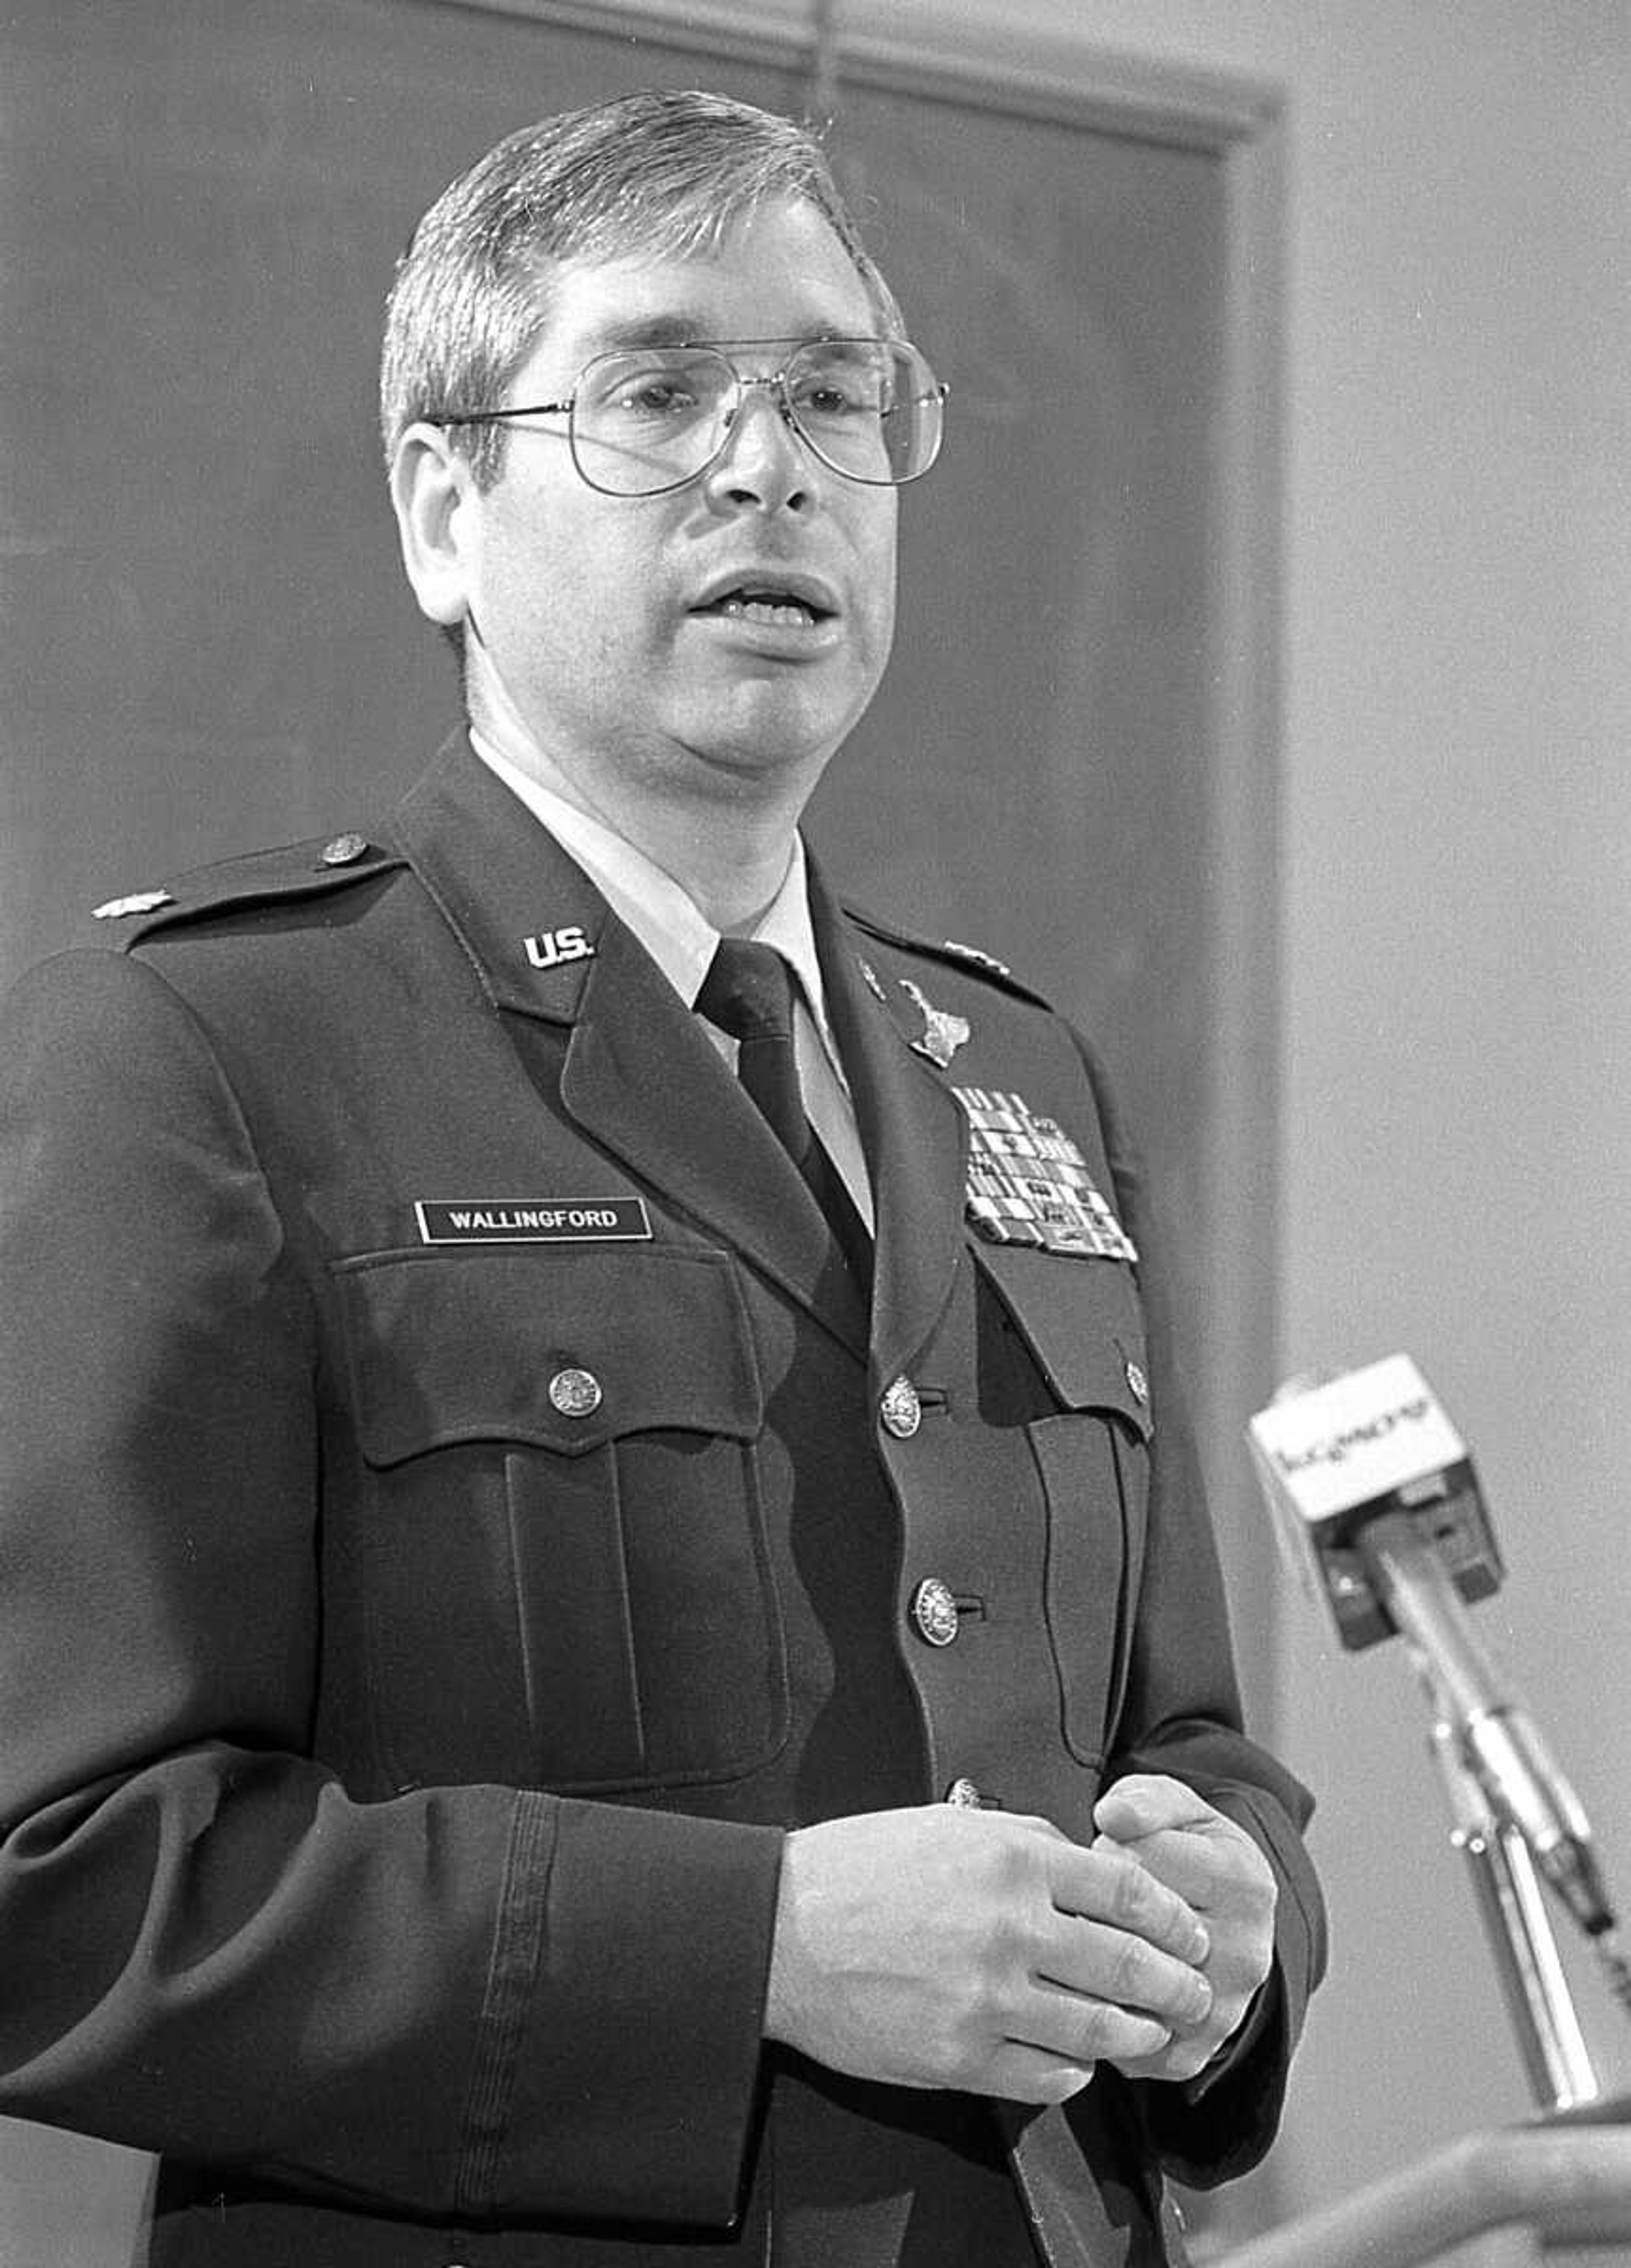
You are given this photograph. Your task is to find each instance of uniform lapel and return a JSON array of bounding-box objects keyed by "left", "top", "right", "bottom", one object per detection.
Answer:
[
  {"left": 562, "top": 925, "right": 868, "bottom": 1348},
  {"left": 390, "top": 740, "right": 867, "bottom": 1352},
  {"left": 810, "top": 855, "right": 970, "bottom": 1394}
]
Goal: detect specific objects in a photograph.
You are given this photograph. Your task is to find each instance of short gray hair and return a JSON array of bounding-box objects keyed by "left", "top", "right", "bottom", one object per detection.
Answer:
[{"left": 380, "top": 87, "right": 904, "bottom": 487}]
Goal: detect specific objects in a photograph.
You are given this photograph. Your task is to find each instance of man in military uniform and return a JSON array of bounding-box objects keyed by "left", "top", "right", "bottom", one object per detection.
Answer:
[{"left": 0, "top": 90, "right": 1323, "bottom": 2266}]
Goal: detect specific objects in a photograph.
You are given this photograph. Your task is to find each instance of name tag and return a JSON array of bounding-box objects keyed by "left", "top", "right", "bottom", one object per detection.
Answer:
[{"left": 415, "top": 1198, "right": 653, "bottom": 1244}]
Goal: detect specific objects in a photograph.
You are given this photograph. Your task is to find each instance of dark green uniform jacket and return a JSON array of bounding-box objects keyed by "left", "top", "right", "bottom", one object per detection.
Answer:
[{"left": 0, "top": 739, "right": 1324, "bottom": 2265}]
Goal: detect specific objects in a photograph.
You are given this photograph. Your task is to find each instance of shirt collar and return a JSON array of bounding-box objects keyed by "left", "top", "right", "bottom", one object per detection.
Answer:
[{"left": 466, "top": 726, "right": 843, "bottom": 1061}]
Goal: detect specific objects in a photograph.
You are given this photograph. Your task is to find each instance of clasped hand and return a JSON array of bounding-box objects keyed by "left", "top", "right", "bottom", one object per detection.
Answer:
[{"left": 765, "top": 1775, "right": 1275, "bottom": 2104}]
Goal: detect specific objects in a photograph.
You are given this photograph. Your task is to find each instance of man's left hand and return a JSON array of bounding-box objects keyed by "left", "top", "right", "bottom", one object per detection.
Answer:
[{"left": 1090, "top": 1774, "right": 1276, "bottom": 2086}]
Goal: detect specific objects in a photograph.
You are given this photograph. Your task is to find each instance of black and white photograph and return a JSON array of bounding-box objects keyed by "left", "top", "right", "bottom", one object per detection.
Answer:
[{"left": 0, "top": 5, "right": 1625, "bottom": 2263}]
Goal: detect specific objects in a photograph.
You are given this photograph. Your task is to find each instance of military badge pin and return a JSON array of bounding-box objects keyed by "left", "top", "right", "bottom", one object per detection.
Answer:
[
  {"left": 857, "top": 958, "right": 888, "bottom": 1003},
  {"left": 899, "top": 979, "right": 970, "bottom": 1070},
  {"left": 91, "top": 889, "right": 174, "bottom": 921},
  {"left": 952, "top": 1085, "right": 1138, "bottom": 1261}
]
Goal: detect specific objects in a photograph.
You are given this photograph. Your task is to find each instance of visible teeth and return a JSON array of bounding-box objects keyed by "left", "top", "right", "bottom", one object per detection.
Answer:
[{"left": 720, "top": 595, "right": 816, "bottom": 626}]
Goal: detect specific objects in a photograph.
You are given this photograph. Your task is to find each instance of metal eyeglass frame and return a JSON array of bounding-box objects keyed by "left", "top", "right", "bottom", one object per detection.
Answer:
[{"left": 430, "top": 336, "right": 949, "bottom": 497}]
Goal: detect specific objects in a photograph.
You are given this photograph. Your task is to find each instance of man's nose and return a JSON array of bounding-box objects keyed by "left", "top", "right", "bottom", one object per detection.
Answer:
[{"left": 704, "top": 382, "right": 815, "bottom": 512}]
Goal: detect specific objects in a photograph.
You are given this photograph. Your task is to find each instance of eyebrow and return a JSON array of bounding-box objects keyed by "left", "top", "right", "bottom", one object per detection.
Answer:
[
  {"left": 577, "top": 313, "right": 869, "bottom": 355},
  {"left": 583, "top": 313, "right": 714, "bottom": 351}
]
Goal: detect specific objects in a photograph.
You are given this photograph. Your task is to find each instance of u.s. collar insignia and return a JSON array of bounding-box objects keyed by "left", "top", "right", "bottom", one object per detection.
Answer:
[
  {"left": 899, "top": 978, "right": 970, "bottom": 1070},
  {"left": 522, "top": 924, "right": 595, "bottom": 971},
  {"left": 92, "top": 889, "right": 174, "bottom": 920}
]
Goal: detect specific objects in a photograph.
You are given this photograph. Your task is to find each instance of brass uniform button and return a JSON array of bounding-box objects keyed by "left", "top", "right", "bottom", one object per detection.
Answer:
[
  {"left": 879, "top": 1376, "right": 921, "bottom": 1439},
  {"left": 944, "top": 1777, "right": 985, "bottom": 1809},
  {"left": 1124, "top": 1358, "right": 1150, "bottom": 1407},
  {"left": 320, "top": 832, "right": 369, "bottom": 867},
  {"left": 911, "top": 1577, "right": 960, "bottom": 1648},
  {"left": 547, "top": 1366, "right": 603, "bottom": 1419}
]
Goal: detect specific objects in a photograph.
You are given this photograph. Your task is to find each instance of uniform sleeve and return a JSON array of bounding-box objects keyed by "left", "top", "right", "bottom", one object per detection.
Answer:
[
  {"left": 0, "top": 949, "right": 782, "bottom": 2228},
  {"left": 1070, "top": 1029, "right": 1328, "bottom": 2188}
]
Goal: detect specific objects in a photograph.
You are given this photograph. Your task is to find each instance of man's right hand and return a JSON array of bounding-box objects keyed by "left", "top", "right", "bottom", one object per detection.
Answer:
[{"left": 762, "top": 1804, "right": 1213, "bottom": 2104}]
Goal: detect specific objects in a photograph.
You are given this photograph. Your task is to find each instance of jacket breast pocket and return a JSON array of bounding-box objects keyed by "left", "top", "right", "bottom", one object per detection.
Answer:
[
  {"left": 974, "top": 1244, "right": 1154, "bottom": 1769},
  {"left": 332, "top": 1244, "right": 788, "bottom": 1795}
]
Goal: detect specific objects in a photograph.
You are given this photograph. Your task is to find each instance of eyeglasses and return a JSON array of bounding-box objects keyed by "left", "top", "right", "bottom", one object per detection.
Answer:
[{"left": 432, "top": 337, "right": 948, "bottom": 497}]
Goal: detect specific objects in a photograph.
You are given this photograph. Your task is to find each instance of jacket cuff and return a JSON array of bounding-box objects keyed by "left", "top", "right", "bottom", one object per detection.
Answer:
[{"left": 465, "top": 1791, "right": 785, "bottom": 2227}]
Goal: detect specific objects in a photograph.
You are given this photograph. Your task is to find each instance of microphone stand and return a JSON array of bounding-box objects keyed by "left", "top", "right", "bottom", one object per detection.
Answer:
[
  {"left": 1416, "top": 1657, "right": 1600, "bottom": 2111},
  {"left": 1356, "top": 1506, "right": 1631, "bottom": 2111}
]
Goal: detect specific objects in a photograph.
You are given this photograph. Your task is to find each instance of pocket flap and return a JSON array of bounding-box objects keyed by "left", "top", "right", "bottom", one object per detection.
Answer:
[
  {"left": 333, "top": 1245, "right": 762, "bottom": 1466},
  {"left": 971, "top": 1241, "right": 1152, "bottom": 1437}
]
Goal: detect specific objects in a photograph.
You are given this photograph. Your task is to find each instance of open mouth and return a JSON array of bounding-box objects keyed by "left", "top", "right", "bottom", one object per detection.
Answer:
[{"left": 695, "top": 584, "right": 835, "bottom": 629}]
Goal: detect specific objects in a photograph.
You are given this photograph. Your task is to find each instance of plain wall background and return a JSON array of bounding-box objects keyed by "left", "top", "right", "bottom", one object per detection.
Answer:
[{"left": 860, "top": 0, "right": 1631, "bottom": 2234}]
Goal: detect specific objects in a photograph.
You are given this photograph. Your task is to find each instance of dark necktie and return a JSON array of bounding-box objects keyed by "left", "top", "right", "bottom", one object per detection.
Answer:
[{"left": 695, "top": 938, "right": 871, "bottom": 1289}]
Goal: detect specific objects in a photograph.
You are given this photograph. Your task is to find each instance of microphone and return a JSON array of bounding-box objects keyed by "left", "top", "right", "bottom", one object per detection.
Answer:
[{"left": 1247, "top": 1354, "right": 1615, "bottom": 1940}]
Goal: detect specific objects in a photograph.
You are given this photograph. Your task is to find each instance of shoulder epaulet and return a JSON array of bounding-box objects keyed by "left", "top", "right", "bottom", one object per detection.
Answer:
[
  {"left": 843, "top": 902, "right": 1054, "bottom": 1010},
  {"left": 88, "top": 829, "right": 401, "bottom": 946}
]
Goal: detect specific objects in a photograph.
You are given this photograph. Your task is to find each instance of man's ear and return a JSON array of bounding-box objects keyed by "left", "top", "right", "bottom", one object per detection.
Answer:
[{"left": 389, "top": 422, "right": 481, "bottom": 628}]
